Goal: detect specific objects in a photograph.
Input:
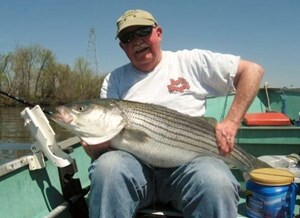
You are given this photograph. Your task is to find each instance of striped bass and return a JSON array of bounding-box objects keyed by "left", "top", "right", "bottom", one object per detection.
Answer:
[{"left": 51, "top": 99, "right": 270, "bottom": 173}]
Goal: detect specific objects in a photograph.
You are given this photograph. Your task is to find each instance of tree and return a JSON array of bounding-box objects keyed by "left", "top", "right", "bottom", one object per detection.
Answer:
[
  {"left": 0, "top": 44, "right": 106, "bottom": 106},
  {"left": 73, "top": 57, "right": 104, "bottom": 99},
  {"left": 0, "top": 53, "right": 13, "bottom": 91},
  {"left": 12, "top": 45, "right": 38, "bottom": 98}
]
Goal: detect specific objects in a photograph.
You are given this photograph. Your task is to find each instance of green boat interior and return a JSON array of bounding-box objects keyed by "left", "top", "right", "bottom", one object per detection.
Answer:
[{"left": 0, "top": 87, "right": 299, "bottom": 217}]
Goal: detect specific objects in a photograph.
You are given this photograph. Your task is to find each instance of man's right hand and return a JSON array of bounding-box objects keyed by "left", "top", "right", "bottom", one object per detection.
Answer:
[{"left": 81, "top": 141, "right": 111, "bottom": 160}]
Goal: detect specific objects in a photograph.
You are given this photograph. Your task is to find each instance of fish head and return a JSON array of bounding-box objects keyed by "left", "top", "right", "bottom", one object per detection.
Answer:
[{"left": 51, "top": 99, "right": 126, "bottom": 145}]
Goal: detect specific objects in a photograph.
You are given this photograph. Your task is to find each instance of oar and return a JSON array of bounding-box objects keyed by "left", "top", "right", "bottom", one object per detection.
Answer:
[{"left": 0, "top": 89, "right": 53, "bottom": 115}]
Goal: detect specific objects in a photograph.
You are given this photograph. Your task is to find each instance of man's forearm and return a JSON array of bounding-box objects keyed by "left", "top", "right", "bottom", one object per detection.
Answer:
[{"left": 226, "top": 60, "right": 264, "bottom": 125}]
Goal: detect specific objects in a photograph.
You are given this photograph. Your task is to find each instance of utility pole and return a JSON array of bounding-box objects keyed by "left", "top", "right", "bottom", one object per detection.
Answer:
[{"left": 86, "top": 27, "right": 99, "bottom": 74}]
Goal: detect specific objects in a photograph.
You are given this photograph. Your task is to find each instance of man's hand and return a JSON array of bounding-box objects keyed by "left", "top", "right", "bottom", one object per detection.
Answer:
[
  {"left": 215, "top": 59, "right": 263, "bottom": 156},
  {"left": 215, "top": 119, "right": 239, "bottom": 156},
  {"left": 81, "top": 141, "right": 111, "bottom": 160}
]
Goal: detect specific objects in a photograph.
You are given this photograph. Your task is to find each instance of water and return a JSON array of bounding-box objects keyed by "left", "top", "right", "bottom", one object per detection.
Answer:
[{"left": 0, "top": 106, "right": 73, "bottom": 163}]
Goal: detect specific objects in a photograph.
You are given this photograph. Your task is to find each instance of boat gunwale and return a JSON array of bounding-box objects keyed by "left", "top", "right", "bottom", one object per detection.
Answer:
[{"left": 0, "top": 136, "right": 80, "bottom": 177}]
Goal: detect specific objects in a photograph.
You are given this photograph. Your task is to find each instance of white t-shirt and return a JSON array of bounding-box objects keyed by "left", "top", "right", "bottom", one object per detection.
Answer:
[{"left": 100, "top": 49, "right": 240, "bottom": 117}]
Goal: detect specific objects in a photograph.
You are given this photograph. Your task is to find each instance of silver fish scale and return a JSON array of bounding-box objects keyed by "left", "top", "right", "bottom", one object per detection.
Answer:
[{"left": 115, "top": 100, "right": 256, "bottom": 170}]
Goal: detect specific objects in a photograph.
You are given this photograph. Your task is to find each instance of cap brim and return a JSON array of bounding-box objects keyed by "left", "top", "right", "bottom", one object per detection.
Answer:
[{"left": 116, "top": 19, "right": 155, "bottom": 38}]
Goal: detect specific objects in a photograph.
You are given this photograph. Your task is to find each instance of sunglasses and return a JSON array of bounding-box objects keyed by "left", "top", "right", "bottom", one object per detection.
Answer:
[{"left": 119, "top": 26, "right": 153, "bottom": 44}]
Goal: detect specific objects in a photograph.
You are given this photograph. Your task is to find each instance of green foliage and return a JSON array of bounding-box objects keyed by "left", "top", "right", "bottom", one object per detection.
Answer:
[{"left": 0, "top": 44, "right": 106, "bottom": 106}]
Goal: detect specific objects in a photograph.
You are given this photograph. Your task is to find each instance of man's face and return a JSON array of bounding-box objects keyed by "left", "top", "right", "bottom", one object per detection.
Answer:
[{"left": 119, "top": 25, "right": 163, "bottom": 72}]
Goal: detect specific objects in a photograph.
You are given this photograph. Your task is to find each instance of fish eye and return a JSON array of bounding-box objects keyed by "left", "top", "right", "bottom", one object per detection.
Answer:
[{"left": 77, "top": 105, "right": 87, "bottom": 112}]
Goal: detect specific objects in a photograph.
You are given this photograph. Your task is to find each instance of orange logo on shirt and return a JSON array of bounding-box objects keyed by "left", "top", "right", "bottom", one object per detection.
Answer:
[{"left": 167, "top": 77, "right": 190, "bottom": 93}]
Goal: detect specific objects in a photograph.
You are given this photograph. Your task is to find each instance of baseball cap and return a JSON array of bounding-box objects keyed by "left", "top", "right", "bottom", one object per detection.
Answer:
[{"left": 116, "top": 9, "right": 157, "bottom": 37}]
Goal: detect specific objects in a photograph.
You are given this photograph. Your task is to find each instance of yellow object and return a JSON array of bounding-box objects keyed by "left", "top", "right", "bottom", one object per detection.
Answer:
[{"left": 250, "top": 168, "right": 295, "bottom": 186}]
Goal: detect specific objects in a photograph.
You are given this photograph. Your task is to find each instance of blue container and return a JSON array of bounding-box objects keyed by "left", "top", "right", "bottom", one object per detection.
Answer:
[{"left": 246, "top": 168, "right": 298, "bottom": 218}]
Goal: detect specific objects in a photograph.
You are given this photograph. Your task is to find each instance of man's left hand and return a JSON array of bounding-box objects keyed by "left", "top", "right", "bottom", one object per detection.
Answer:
[{"left": 215, "top": 119, "right": 239, "bottom": 156}]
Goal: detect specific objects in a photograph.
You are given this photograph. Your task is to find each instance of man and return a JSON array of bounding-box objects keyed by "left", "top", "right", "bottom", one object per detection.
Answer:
[{"left": 82, "top": 9, "right": 264, "bottom": 217}]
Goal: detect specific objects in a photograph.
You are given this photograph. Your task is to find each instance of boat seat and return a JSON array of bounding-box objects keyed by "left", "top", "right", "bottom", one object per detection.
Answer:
[{"left": 136, "top": 203, "right": 183, "bottom": 217}]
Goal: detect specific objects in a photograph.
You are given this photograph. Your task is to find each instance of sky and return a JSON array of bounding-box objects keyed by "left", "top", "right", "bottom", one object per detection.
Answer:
[{"left": 0, "top": 0, "right": 299, "bottom": 88}]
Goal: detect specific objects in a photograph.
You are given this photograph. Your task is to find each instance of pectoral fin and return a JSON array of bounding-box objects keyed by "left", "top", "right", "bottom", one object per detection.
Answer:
[{"left": 121, "top": 128, "right": 150, "bottom": 143}]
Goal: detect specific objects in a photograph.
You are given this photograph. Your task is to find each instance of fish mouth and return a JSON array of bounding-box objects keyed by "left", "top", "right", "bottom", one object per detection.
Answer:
[
  {"left": 51, "top": 114, "right": 73, "bottom": 124},
  {"left": 51, "top": 107, "right": 73, "bottom": 124}
]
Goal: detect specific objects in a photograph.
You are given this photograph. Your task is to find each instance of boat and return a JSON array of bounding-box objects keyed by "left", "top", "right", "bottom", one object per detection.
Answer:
[{"left": 0, "top": 87, "right": 299, "bottom": 218}]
